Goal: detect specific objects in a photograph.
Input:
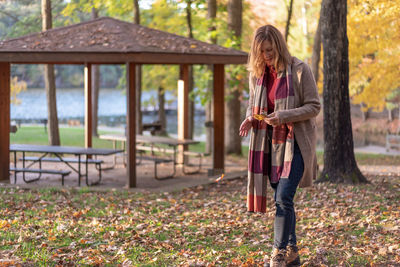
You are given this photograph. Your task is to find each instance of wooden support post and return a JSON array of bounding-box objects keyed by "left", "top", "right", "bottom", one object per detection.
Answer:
[
  {"left": 126, "top": 62, "right": 137, "bottom": 188},
  {"left": 212, "top": 64, "right": 224, "bottom": 173},
  {"left": 84, "top": 63, "right": 92, "bottom": 149},
  {"left": 0, "top": 63, "right": 10, "bottom": 181},
  {"left": 177, "top": 64, "right": 189, "bottom": 165}
]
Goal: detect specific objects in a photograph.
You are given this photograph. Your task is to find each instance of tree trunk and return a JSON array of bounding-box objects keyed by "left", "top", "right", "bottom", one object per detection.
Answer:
[
  {"left": 205, "top": 0, "right": 217, "bottom": 154},
  {"left": 42, "top": 0, "right": 60, "bottom": 145},
  {"left": 311, "top": 15, "right": 322, "bottom": 83},
  {"left": 388, "top": 108, "right": 393, "bottom": 122},
  {"left": 397, "top": 106, "right": 400, "bottom": 134},
  {"left": 158, "top": 86, "right": 167, "bottom": 135},
  {"left": 185, "top": 0, "right": 195, "bottom": 139},
  {"left": 318, "top": 0, "right": 367, "bottom": 184},
  {"left": 360, "top": 102, "right": 370, "bottom": 121},
  {"left": 133, "top": 0, "right": 143, "bottom": 134},
  {"left": 91, "top": 7, "right": 100, "bottom": 137},
  {"left": 225, "top": 0, "right": 242, "bottom": 155},
  {"left": 284, "top": 0, "right": 294, "bottom": 41}
]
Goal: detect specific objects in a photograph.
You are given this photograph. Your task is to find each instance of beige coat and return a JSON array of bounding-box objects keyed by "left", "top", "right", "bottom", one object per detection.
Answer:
[{"left": 246, "top": 56, "right": 321, "bottom": 187}]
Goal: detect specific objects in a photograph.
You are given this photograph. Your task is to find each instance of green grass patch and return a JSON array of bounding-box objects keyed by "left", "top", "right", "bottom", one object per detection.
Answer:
[{"left": 10, "top": 126, "right": 121, "bottom": 148}]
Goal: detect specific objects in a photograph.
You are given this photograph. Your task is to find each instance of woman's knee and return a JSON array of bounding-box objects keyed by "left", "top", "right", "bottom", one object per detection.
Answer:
[{"left": 275, "top": 194, "right": 294, "bottom": 211}]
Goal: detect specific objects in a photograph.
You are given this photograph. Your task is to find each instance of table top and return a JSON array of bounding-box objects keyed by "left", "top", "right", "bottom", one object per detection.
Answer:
[
  {"left": 99, "top": 134, "right": 199, "bottom": 146},
  {"left": 10, "top": 144, "right": 124, "bottom": 156}
]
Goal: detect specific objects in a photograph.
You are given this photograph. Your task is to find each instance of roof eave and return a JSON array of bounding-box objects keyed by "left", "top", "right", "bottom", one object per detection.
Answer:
[{"left": 0, "top": 51, "right": 248, "bottom": 65}]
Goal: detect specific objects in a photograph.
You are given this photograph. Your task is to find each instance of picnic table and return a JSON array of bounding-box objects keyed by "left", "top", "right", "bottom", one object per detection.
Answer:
[
  {"left": 99, "top": 134, "right": 204, "bottom": 179},
  {"left": 10, "top": 144, "right": 124, "bottom": 186}
]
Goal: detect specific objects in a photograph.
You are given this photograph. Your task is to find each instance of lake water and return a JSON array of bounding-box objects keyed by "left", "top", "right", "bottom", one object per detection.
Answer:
[
  {"left": 11, "top": 88, "right": 205, "bottom": 136},
  {"left": 11, "top": 89, "right": 386, "bottom": 147}
]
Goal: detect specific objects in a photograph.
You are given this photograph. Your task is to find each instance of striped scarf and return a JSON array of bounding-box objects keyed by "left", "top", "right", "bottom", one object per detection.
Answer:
[{"left": 246, "top": 64, "right": 295, "bottom": 213}]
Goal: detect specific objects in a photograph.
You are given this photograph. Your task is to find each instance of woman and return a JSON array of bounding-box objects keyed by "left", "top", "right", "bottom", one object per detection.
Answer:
[{"left": 239, "top": 25, "right": 320, "bottom": 267}]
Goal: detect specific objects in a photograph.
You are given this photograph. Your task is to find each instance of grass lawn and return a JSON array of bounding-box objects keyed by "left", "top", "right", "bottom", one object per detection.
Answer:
[
  {"left": 0, "top": 176, "right": 399, "bottom": 266},
  {"left": 10, "top": 126, "right": 121, "bottom": 149},
  {"left": 10, "top": 126, "right": 400, "bottom": 166}
]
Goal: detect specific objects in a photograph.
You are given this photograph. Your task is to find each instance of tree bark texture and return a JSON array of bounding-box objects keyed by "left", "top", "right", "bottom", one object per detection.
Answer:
[
  {"left": 133, "top": 0, "right": 140, "bottom": 24},
  {"left": 311, "top": 14, "right": 322, "bottom": 83},
  {"left": 91, "top": 7, "right": 100, "bottom": 137},
  {"left": 42, "top": 0, "right": 60, "bottom": 145},
  {"left": 91, "top": 64, "right": 100, "bottom": 136},
  {"left": 43, "top": 64, "right": 60, "bottom": 145},
  {"left": 205, "top": 0, "right": 217, "bottom": 154},
  {"left": 158, "top": 86, "right": 167, "bottom": 135},
  {"left": 225, "top": 0, "right": 242, "bottom": 155},
  {"left": 133, "top": 0, "right": 143, "bottom": 134},
  {"left": 185, "top": 0, "right": 195, "bottom": 139},
  {"left": 388, "top": 108, "right": 393, "bottom": 122},
  {"left": 319, "top": 0, "right": 367, "bottom": 183},
  {"left": 285, "top": 0, "right": 294, "bottom": 41},
  {"left": 188, "top": 66, "right": 194, "bottom": 139}
]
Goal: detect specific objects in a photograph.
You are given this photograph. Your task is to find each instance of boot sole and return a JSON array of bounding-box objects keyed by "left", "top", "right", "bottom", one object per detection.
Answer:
[{"left": 287, "top": 256, "right": 300, "bottom": 266}]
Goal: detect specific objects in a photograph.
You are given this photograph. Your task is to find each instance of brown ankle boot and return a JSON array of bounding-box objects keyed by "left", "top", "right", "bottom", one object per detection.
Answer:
[
  {"left": 267, "top": 248, "right": 287, "bottom": 267},
  {"left": 286, "top": 245, "right": 300, "bottom": 266}
]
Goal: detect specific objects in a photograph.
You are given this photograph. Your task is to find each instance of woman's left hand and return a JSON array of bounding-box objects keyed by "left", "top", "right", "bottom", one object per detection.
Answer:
[{"left": 264, "top": 112, "right": 281, "bottom": 127}]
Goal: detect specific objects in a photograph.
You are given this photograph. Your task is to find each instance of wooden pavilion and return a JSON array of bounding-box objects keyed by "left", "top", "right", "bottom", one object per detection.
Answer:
[{"left": 0, "top": 17, "right": 248, "bottom": 187}]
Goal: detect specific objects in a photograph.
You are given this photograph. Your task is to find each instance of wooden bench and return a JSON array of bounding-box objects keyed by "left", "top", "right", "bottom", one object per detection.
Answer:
[
  {"left": 139, "top": 155, "right": 175, "bottom": 180},
  {"left": 10, "top": 167, "right": 71, "bottom": 185},
  {"left": 136, "top": 144, "right": 204, "bottom": 174},
  {"left": 386, "top": 134, "right": 400, "bottom": 152},
  {"left": 20, "top": 156, "right": 103, "bottom": 179}
]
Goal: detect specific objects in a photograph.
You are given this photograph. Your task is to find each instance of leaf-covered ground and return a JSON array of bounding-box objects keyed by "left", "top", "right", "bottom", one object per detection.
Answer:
[{"left": 0, "top": 175, "right": 399, "bottom": 266}]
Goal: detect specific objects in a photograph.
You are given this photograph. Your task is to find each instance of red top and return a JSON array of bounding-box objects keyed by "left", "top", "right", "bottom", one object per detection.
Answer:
[{"left": 263, "top": 64, "right": 277, "bottom": 114}]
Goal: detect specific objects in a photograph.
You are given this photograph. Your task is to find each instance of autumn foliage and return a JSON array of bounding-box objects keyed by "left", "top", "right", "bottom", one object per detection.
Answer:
[{"left": 348, "top": 0, "right": 400, "bottom": 111}]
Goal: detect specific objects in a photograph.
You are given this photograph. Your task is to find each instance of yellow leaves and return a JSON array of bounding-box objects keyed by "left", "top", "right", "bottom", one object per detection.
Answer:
[
  {"left": 0, "top": 219, "right": 11, "bottom": 229},
  {"left": 48, "top": 229, "right": 56, "bottom": 241},
  {"left": 215, "top": 174, "right": 224, "bottom": 182},
  {"left": 348, "top": 0, "right": 400, "bottom": 110},
  {"left": 253, "top": 114, "right": 266, "bottom": 121},
  {"left": 10, "top": 76, "right": 27, "bottom": 105},
  {"left": 72, "top": 210, "right": 83, "bottom": 218},
  {"left": 2, "top": 176, "right": 399, "bottom": 265},
  {"left": 72, "top": 208, "right": 90, "bottom": 219}
]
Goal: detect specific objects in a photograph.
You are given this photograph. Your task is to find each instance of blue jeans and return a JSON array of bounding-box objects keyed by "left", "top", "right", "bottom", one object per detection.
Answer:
[{"left": 269, "top": 138, "right": 304, "bottom": 249}]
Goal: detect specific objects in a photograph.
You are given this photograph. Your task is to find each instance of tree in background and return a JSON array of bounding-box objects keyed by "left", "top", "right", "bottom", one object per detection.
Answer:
[
  {"left": 3, "top": 0, "right": 256, "bottom": 146},
  {"left": 224, "top": 0, "right": 242, "bottom": 155},
  {"left": 311, "top": 14, "right": 321, "bottom": 83},
  {"left": 143, "top": 0, "right": 186, "bottom": 135},
  {"left": 318, "top": 0, "right": 367, "bottom": 184},
  {"left": 205, "top": 0, "right": 217, "bottom": 155},
  {"left": 42, "top": 0, "right": 60, "bottom": 145},
  {"left": 91, "top": 7, "right": 100, "bottom": 137},
  {"left": 284, "top": 0, "right": 294, "bottom": 41},
  {"left": 133, "top": 0, "right": 143, "bottom": 135},
  {"left": 348, "top": 0, "right": 400, "bottom": 114},
  {"left": 185, "top": 0, "right": 195, "bottom": 139},
  {"left": 10, "top": 77, "right": 27, "bottom": 105}
]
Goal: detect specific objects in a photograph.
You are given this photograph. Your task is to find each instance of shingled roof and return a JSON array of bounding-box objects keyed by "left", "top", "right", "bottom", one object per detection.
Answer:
[{"left": 0, "top": 17, "right": 248, "bottom": 64}]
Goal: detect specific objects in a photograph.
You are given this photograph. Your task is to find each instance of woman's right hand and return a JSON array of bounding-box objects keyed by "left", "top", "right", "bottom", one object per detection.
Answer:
[{"left": 239, "top": 116, "right": 254, "bottom": 137}]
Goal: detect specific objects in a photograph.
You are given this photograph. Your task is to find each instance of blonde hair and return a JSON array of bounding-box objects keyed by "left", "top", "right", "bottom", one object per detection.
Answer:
[{"left": 247, "top": 25, "right": 292, "bottom": 78}]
